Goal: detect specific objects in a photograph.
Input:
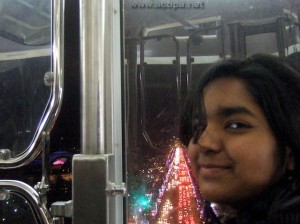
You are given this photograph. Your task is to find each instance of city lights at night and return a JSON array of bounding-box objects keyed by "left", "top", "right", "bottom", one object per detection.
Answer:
[
  {"left": 129, "top": 139, "right": 206, "bottom": 224},
  {"left": 152, "top": 140, "right": 205, "bottom": 224}
]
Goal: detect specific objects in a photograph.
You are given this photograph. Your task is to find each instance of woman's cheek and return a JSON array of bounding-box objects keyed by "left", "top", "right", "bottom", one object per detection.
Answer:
[{"left": 187, "top": 145, "right": 199, "bottom": 177}]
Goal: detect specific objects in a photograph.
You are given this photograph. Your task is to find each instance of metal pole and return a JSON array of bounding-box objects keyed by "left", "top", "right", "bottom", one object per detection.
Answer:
[{"left": 80, "top": 0, "right": 106, "bottom": 155}]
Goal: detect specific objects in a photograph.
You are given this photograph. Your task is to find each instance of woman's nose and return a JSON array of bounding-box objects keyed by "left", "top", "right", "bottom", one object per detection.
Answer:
[{"left": 196, "top": 126, "right": 222, "bottom": 153}]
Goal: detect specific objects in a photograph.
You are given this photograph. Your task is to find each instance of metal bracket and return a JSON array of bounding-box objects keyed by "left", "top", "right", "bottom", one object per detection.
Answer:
[
  {"left": 0, "top": 189, "right": 10, "bottom": 201},
  {"left": 34, "top": 181, "right": 49, "bottom": 198},
  {"left": 44, "top": 71, "right": 54, "bottom": 86},
  {"left": 106, "top": 182, "right": 126, "bottom": 197},
  {"left": 0, "top": 149, "right": 11, "bottom": 160},
  {"left": 34, "top": 132, "right": 50, "bottom": 199},
  {"left": 51, "top": 200, "right": 73, "bottom": 217},
  {"left": 50, "top": 200, "right": 73, "bottom": 224}
]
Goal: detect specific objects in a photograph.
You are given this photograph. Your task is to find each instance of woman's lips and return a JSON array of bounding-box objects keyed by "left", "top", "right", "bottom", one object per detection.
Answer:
[{"left": 198, "top": 163, "right": 232, "bottom": 177}]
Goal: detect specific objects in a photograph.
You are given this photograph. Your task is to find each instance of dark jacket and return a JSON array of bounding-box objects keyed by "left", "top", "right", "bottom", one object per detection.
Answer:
[{"left": 205, "top": 176, "right": 300, "bottom": 224}]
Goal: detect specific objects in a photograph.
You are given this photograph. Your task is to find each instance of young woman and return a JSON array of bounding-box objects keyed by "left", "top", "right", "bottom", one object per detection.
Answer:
[{"left": 180, "top": 54, "right": 300, "bottom": 224}]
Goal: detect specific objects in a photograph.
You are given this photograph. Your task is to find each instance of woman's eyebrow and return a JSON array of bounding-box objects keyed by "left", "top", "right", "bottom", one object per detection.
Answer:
[{"left": 216, "top": 106, "right": 255, "bottom": 118}]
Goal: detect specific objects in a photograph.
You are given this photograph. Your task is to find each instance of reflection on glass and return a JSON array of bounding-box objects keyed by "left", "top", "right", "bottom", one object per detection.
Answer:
[
  {"left": 246, "top": 33, "right": 277, "bottom": 55},
  {"left": 140, "top": 36, "right": 180, "bottom": 149},
  {"left": 0, "top": 0, "right": 51, "bottom": 46},
  {"left": 0, "top": 190, "right": 37, "bottom": 223},
  {"left": 125, "top": 0, "right": 300, "bottom": 223},
  {"left": 0, "top": 0, "right": 51, "bottom": 157},
  {"left": 151, "top": 141, "right": 205, "bottom": 224},
  {"left": 0, "top": 57, "right": 51, "bottom": 157}
]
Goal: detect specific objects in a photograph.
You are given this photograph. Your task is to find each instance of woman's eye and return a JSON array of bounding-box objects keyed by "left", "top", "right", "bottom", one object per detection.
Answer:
[
  {"left": 226, "top": 122, "right": 251, "bottom": 130},
  {"left": 194, "top": 125, "right": 205, "bottom": 131}
]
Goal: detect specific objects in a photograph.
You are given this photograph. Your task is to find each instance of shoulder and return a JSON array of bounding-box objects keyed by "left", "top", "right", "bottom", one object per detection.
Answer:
[{"left": 268, "top": 179, "right": 300, "bottom": 224}]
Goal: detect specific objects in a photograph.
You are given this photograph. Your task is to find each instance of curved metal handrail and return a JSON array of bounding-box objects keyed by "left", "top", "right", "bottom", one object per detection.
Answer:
[
  {"left": 140, "top": 34, "right": 181, "bottom": 149},
  {"left": 0, "top": 0, "right": 65, "bottom": 168},
  {"left": 186, "top": 20, "right": 225, "bottom": 91},
  {"left": 0, "top": 180, "right": 51, "bottom": 223}
]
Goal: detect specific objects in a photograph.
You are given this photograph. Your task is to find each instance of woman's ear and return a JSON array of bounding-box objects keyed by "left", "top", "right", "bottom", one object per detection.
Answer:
[{"left": 286, "top": 147, "right": 295, "bottom": 171}]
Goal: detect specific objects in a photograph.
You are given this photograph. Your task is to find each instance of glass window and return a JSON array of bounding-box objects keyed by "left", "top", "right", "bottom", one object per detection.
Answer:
[
  {"left": 124, "top": 0, "right": 300, "bottom": 223},
  {"left": 0, "top": 0, "right": 51, "bottom": 159},
  {"left": 0, "top": 191, "right": 38, "bottom": 224}
]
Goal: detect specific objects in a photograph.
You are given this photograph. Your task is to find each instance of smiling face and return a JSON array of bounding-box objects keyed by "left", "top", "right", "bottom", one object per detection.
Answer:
[{"left": 188, "top": 77, "right": 283, "bottom": 206}]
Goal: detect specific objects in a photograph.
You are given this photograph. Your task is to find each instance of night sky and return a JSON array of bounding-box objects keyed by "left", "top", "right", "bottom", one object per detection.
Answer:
[{"left": 50, "top": 0, "right": 80, "bottom": 152}]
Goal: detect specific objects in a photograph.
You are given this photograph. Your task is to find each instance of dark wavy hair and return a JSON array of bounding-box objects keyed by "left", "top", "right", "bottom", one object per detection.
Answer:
[{"left": 180, "top": 54, "right": 300, "bottom": 175}]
